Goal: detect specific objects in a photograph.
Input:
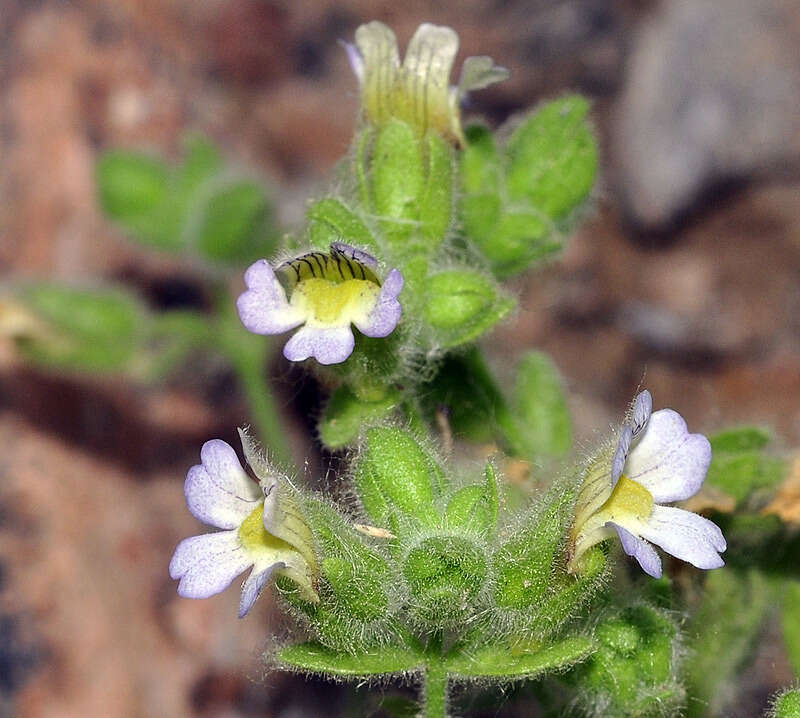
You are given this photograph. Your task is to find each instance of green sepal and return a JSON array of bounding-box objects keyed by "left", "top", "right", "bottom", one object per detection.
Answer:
[
  {"left": 418, "top": 133, "right": 454, "bottom": 246},
  {"left": 305, "top": 499, "right": 391, "bottom": 621},
  {"left": 307, "top": 197, "right": 378, "bottom": 253},
  {"left": 444, "top": 635, "right": 594, "bottom": 680},
  {"left": 403, "top": 535, "right": 488, "bottom": 626},
  {"left": 193, "top": 179, "right": 275, "bottom": 263},
  {"left": 444, "top": 463, "right": 499, "bottom": 538},
  {"left": 773, "top": 689, "right": 800, "bottom": 718},
  {"left": 493, "top": 495, "right": 571, "bottom": 609},
  {"left": 371, "top": 119, "right": 424, "bottom": 246},
  {"left": 277, "top": 641, "right": 424, "bottom": 678},
  {"left": 354, "top": 426, "right": 444, "bottom": 527},
  {"left": 318, "top": 385, "right": 399, "bottom": 449},
  {"left": 423, "top": 270, "right": 514, "bottom": 348},
  {"left": 513, "top": 351, "right": 572, "bottom": 458},
  {"left": 528, "top": 546, "right": 606, "bottom": 638},
  {"left": 16, "top": 283, "right": 145, "bottom": 373},
  {"left": 781, "top": 579, "right": 800, "bottom": 678},
  {"left": 505, "top": 95, "right": 597, "bottom": 219}
]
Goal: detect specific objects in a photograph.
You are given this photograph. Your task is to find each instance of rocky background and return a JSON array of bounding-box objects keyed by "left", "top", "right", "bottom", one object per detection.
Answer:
[{"left": 1, "top": 1, "right": 799, "bottom": 716}]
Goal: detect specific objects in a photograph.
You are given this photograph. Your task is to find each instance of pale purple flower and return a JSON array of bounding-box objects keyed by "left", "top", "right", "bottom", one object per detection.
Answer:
[
  {"left": 569, "top": 390, "right": 726, "bottom": 578},
  {"left": 344, "top": 21, "right": 509, "bottom": 146},
  {"left": 169, "top": 438, "right": 317, "bottom": 617},
  {"left": 237, "top": 242, "right": 403, "bottom": 365}
]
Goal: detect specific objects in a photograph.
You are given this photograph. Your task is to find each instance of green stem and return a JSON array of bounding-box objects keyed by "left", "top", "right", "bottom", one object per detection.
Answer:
[
  {"left": 422, "top": 662, "right": 449, "bottom": 718},
  {"left": 229, "top": 337, "right": 293, "bottom": 468},
  {"left": 214, "top": 288, "right": 293, "bottom": 469}
]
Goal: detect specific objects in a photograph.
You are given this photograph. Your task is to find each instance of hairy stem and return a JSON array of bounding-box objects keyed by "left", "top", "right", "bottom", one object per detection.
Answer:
[{"left": 423, "top": 662, "right": 449, "bottom": 718}]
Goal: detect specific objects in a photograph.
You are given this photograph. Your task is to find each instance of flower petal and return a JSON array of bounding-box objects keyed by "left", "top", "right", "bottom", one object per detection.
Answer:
[
  {"left": 283, "top": 325, "right": 355, "bottom": 365},
  {"left": 612, "top": 426, "right": 632, "bottom": 486},
  {"left": 185, "top": 439, "right": 263, "bottom": 529},
  {"left": 610, "top": 522, "right": 662, "bottom": 578},
  {"left": 238, "top": 562, "right": 283, "bottom": 618},
  {"left": 262, "top": 480, "right": 317, "bottom": 572},
  {"left": 342, "top": 41, "right": 364, "bottom": 84},
  {"left": 353, "top": 268, "right": 403, "bottom": 338},
  {"left": 402, "top": 23, "right": 458, "bottom": 135},
  {"left": 330, "top": 241, "right": 378, "bottom": 269},
  {"left": 629, "top": 390, "right": 652, "bottom": 439},
  {"left": 169, "top": 530, "right": 252, "bottom": 599},
  {"left": 237, "top": 260, "right": 305, "bottom": 335},
  {"left": 354, "top": 21, "right": 400, "bottom": 125},
  {"left": 625, "top": 409, "right": 712, "bottom": 503},
  {"left": 638, "top": 505, "right": 726, "bottom": 570},
  {"left": 457, "top": 55, "right": 510, "bottom": 96}
]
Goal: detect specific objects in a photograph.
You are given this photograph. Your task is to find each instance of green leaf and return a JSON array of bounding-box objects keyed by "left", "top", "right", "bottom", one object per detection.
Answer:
[
  {"left": 445, "top": 635, "right": 594, "bottom": 680},
  {"left": 513, "top": 351, "right": 572, "bottom": 458},
  {"left": 781, "top": 579, "right": 800, "bottom": 678},
  {"left": 773, "top": 689, "right": 800, "bottom": 718},
  {"left": 423, "top": 270, "right": 514, "bottom": 348},
  {"left": 194, "top": 180, "right": 274, "bottom": 263},
  {"left": 706, "top": 452, "right": 786, "bottom": 503},
  {"left": 354, "top": 426, "right": 443, "bottom": 526},
  {"left": 685, "top": 568, "right": 771, "bottom": 717},
  {"left": 18, "top": 284, "right": 144, "bottom": 372},
  {"left": 419, "top": 348, "right": 526, "bottom": 454},
  {"left": 571, "top": 603, "right": 683, "bottom": 717},
  {"left": 97, "top": 151, "right": 180, "bottom": 250},
  {"left": 307, "top": 197, "right": 378, "bottom": 253},
  {"left": 444, "top": 463, "right": 499, "bottom": 538},
  {"left": 97, "top": 151, "right": 169, "bottom": 221},
  {"left": 277, "top": 642, "right": 424, "bottom": 678},
  {"left": 709, "top": 426, "right": 772, "bottom": 453},
  {"left": 460, "top": 124, "right": 500, "bottom": 195},
  {"left": 318, "top": 385, "right": 399, "bottom": 449},
  {"left": 505, "top": 95, "right": 598, "bottom": 220}
]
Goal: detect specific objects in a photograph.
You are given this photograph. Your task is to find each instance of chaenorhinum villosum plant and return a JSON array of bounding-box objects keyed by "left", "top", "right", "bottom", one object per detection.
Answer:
[{"left": 164, "top": 19, "right": 797, "bottom": 718}]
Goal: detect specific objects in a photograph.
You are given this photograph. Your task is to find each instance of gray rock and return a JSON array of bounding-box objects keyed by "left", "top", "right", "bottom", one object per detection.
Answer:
[{"left": 614, "top": 0, "right": 800, "bottom": 230}]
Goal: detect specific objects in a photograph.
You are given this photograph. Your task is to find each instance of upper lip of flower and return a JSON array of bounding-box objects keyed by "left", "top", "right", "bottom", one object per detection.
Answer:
[
  {"left": 345, "top": 21, "right": 509, "bottom": 146},
  {"left": 236, "top": 243, "right": 404, "bottom": 366},
  {"left": 569, "top": 390, "right": 726, "bottom": 578}
]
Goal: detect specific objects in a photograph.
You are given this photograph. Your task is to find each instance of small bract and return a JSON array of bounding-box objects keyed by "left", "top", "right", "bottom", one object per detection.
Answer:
[
  {"left": 568, "top": 390, "right": 726, "bottom": 578},
  {"left": 345, "top": 21, "right": 509, "bottom": 146},
  {"left": 169, "top": 436, "right": 318, "bottom": 617},
  {"left": 237, "top": 242, "right": 403, "bottom": 365}
]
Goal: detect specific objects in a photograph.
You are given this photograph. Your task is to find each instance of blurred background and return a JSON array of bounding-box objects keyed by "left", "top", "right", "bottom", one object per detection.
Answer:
[{"left": 1, "top": 0, "right": 799, "bottom": 716}]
